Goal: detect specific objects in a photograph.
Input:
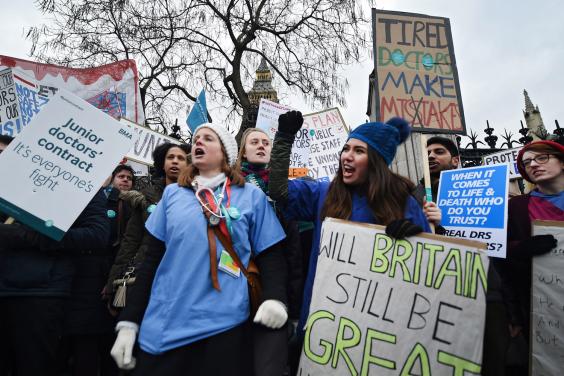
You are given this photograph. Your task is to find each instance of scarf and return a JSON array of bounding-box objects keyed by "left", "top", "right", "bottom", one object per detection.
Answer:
[
  {"left": 194, "top": 173, "right": 226, "bottom": 190},
  {"left": 241, "top": 162, "right": 270, "bottom": 194}
]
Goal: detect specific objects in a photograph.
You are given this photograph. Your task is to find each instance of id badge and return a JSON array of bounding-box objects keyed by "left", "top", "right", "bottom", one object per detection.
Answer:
[{"left": 218, "top": 250, "right": 241, "bottom": 278}]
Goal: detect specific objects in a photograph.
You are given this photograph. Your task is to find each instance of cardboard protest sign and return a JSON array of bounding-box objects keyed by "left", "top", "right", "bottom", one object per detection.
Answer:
[
  {"left": 482, "top": 147, "right": 523, "bottom": 179},
  {"left": 0, "top": 90, "right": 135, "bottom": 240},
  {"left": 119, "top": 118, "right": 180, "bottom": 166},
  {"left": 256, "top": 98, "right": 294, "bottom": 136},
  {"left": 302, "top": 108, "right": 349, "bottom": 181},
  {"left": 255, "top": 98, "right": 308, "bottom": 175},
  {"left": 531, "top": 220, "right": 564, "bottom": 376},
  {"left": 0, "top": 56, "right": 144, "bottom": 136},
  {"left": 298, "top": 218, "right": 488, "bottom": 375},
  {"left": 257, "top": 102, "right": 348, "bottom": 181},
  {"left": 0, "top": 68, "right": 19, "bottom": 131},
  {"left": 372, "top": 10, "right": 465, "bottom": 134},
  {"left": 437, "top": 164, "right": 509, "bottom": 258}
]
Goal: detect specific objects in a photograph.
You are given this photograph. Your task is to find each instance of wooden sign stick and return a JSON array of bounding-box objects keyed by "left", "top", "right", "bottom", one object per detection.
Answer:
[{"left": 420, "top": 134, "right": 435, "bottom": 233}]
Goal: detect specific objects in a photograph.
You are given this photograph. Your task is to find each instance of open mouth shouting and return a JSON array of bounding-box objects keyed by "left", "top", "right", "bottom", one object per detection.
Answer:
[
  {"left": 343, "top": 163, "right": 355, "bottom": 179},
  {"left": 194, "top": 147, "right": 205, "bottom": 158}
]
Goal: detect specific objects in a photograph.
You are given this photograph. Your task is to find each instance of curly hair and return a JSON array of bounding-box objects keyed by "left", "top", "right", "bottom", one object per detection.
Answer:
[{"left": 152, "top": 142, "right": 191, "bottom": 178}]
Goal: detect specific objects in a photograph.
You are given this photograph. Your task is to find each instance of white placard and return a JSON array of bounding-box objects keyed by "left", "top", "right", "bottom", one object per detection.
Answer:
[
  {"left": 482, "top": 147, "right": 523, "bottom": 179},
  {"left": 120, "top": 118, "right": 180, "bottom": 166},
  {"left": 298, "top": 218, "right": 489, "bottom": 375},
  {"left": 255, "top": 98, "right": 294, "bottom": 136},
  {"left": 532, "top": 220, "right": 564, "bottom": 375},
  {"left": 0, "top": 90, "right": 135, "bottom": 240},
  {"left": 302, "top": 108, "right": 349, "bottom": 181}
]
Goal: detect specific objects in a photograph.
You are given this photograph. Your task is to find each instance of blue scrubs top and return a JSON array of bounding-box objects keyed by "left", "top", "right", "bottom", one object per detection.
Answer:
[
  {"left": 140, "top": 183, "right": 286, "bottom": 354},
  {"left": 284, "top": 179, "right": 431, "bottom": 332}
]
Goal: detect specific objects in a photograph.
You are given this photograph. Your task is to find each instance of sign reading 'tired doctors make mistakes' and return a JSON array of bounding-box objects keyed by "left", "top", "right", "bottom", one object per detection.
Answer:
[
  {"left": 0, "top": 90, "right": 135, "bottom": 240},
  {"left": 436, "top": 164, "right": 509, "bottom": 258}
]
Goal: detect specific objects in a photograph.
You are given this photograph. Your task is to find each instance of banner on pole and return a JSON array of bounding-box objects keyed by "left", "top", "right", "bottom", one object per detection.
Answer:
[
  {"left": 372, "top": 10, "right": 465, "bottom": 134},
  {"left": 531, "top": 220, "right": 564, "bottom": 376},
  {"left": 298, "top": 218, "right": 488, "bottom": 375},
  {"left": 437, "top": 164, "right": 509, "bottom": 258},
  {"left": 0, "top": 56, "right": 144, "bottom": 136},
  {"left": 0, "top": 90, "right": 135, "bottom": 240}
]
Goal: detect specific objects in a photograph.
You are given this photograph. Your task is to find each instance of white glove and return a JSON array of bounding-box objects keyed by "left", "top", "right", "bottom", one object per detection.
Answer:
[
  {"left": 253, "top": 299, "right": 288, "bottom": 329},
  {"left": 111, "top": 322, "right": 138, "bottom": 370}
]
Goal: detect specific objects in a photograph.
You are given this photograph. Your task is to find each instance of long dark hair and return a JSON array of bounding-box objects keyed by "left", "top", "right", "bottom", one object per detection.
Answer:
[{"left": 320, "top": 147, "right": 414, "bottom": 224}]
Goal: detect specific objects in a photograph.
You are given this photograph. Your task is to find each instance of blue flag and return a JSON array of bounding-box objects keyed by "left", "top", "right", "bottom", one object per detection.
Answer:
[{"left": 186, "top": 89, "right": 208, "bottom": 132}]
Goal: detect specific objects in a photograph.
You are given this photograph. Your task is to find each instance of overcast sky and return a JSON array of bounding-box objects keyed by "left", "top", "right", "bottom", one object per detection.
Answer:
[{"left": 3, "top": 0, "right": 563, "bottom": 142}]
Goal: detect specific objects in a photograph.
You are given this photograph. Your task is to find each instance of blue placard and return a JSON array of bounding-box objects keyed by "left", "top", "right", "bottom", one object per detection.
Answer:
[{"left": 437, "top": 164, "right": 508, "bottom": 229}]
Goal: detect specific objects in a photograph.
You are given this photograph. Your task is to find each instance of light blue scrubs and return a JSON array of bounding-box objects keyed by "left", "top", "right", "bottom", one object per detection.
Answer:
[{"left": 140, "top": 182, "right": 286, "bottom": 354}]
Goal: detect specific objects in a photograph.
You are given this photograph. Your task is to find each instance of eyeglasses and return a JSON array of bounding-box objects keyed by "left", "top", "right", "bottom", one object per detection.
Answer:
[{"left": 522, "top": 154, "right": 552, "bottom": 167}]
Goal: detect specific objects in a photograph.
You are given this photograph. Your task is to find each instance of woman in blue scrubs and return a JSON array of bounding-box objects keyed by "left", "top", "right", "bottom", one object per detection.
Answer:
[{"left": 111, "top": 123, "right": 288, "bottom": 375}]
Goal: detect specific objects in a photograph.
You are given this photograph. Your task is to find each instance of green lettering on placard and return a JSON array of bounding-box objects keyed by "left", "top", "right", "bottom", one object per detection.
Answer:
[
  {"left": 469, "top": 253, "right": 488, "bottom": 299},
  {"left": 371, "top": 233, "right": 393, "bottom": 273},
  {"left": 390, "top": 239, "right": 413, "bottom": 282},
  {"left": 331, "top": 317, "right": 361, "bottom": 375},
  {"left": 433, "top": 248, "right": 463, "bottom": 295},
  {"left": 437, "top": 350, "right": 481, "bottom": 376},
  {"left": 412, "top": 242, "right": 424, "bottom": 284},
  {"left": 464, "top": 251, "right": 472, "bottom": 297},
  {"left": 360, "top": 328, "right": 396, "bottom": 375},
  {"left": 400, "top": 343, "right": 431, "bottom": 376},
  {"left": 304, "top": 310, "right": 335, "bottom": 365},
  {"left": 423, "top": 243, "right": 444, "bottom": 287}
]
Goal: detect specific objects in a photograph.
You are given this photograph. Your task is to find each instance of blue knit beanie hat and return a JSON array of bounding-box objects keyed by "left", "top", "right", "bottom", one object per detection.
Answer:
[{"left": 347, "top": 117, "right": 411, "bottom": 165}]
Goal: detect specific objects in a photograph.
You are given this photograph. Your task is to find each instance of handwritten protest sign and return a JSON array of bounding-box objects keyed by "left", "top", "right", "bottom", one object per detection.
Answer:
[
  {"left": 255, "top": 98, "right": 308, "bottom": 174},
  {"left": 437, "top": 164, "right": 509, "bottom": 258},
  {"left": 0, "top": 68, "right": 19, "bottom": 132},
  {"left": 119, "top": 118, "right": 180, "bottom": 166},
  {"left": 0, "top": 56, "right": 144, "bottom": 136},
  {"left": 302, "top": 108, "right": 348, "bottom": 181},
  {"left": 257, "top": 102, "right": 348, "bottom": 180},
  {"left": 372, "top": 10, "right": 465, "bottom": 134},
  {"left": 0, "top": 90, "right": 135, "bottom": 240},
  {"left": 298, "top": 218, "right": 488, "bottom": 375},
  {"left": 531, "top": 220, "right": 564, "bottom": 375},
  {"left": 256, "top": 98, "right": 294, "bottom": 136},
  {"left": 482, "top": 147, "right": 523, "bottom": 179}
]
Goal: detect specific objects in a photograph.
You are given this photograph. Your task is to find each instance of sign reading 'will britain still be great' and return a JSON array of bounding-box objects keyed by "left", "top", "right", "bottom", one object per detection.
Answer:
[{"left": 372, "top": 10, "right": 466, "bottom": 134}]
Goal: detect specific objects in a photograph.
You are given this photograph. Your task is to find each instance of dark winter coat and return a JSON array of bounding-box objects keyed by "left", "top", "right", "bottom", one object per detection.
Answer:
[
  {"left": 0, "top": 189, "right": 110, "bottom": 297},
  {"left": 105, "top": 179, "right": 165, "bottom": 292},
  {"left": 64, "top": 188, "right": 132, "bottom": 334},
  {"left": 492, "top": 194, "right": 536, "bottom": 333}
]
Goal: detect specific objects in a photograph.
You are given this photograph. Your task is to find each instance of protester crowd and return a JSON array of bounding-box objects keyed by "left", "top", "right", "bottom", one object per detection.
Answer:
[{"left": 0, "top": 111, "right": 563, "bottom": 376}]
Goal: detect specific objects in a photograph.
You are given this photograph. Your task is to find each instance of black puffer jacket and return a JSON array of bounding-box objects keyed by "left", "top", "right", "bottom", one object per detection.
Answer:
[{"left": 0, "top": 189, "right": 110, "bottom": 297}]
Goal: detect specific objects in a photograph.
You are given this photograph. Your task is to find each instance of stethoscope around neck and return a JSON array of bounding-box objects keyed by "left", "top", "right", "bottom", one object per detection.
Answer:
[{"left": 193, "top": 179, "right": 241, "bottom": 234}]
